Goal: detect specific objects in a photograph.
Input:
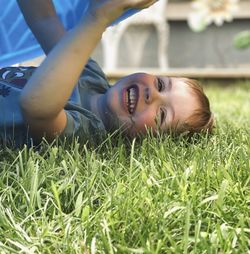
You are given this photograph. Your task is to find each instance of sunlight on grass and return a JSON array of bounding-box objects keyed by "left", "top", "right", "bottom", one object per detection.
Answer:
[{"left": 0, "top": 81, "right": 249, "bottom": 253}]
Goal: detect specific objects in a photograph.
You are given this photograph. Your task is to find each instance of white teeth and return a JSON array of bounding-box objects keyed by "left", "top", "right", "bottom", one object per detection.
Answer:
[{"left": 126, "top": 87, "right": 137, "bottom": 114}]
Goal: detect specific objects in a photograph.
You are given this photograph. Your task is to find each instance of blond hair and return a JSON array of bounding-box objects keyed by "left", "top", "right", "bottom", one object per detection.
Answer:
[{"left": 180, "top": 78, "right": 214, "bottom": 135}]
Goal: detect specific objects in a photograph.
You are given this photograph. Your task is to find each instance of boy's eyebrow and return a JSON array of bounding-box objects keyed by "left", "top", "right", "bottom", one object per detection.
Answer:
[
  {"left": 167, "top": 77, "right": 175, "bottom": 124},
  {"left": 161, "top": 76, "right": 172, "bottom": 91},
  {"left": 168, "top": 107, "right": 175, "bottom": 126},
  {"left": 168, "top": 77, "right": 173, "bottom": 91},
  {"left": 163, "top": 107, "right": 174, "bottom": 130}
]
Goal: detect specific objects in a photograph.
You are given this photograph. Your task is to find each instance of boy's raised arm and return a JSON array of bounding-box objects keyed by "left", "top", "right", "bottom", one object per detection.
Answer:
[
  {"left": 17, "top": 0, "right": 65, "bottom": 54},
  {"left": 19, "top": 0, "right": 157, "bottom": 142}
]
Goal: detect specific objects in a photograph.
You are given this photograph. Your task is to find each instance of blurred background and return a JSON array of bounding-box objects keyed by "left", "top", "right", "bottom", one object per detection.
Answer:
[{"left": 0, "top": 0, "right": 250, "bottom": 79}]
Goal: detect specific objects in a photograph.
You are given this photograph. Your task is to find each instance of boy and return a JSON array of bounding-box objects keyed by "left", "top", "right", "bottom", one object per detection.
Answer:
[{"left": 0, "top": 0, "right": 214, "bottom": 147}]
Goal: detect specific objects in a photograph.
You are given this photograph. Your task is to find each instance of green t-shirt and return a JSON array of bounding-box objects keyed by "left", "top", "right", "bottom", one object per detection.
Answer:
[{"left": 0, "top": 59, "right": 110, "bottom": 148}]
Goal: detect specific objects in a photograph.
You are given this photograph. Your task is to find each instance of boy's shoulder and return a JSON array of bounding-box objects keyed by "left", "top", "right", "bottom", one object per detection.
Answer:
[
  {"left": 83, "top": 58, "right": 107, "bottom": 80},
  {"left": 79, "top": 58, "right": 110, "bottom": 93}
]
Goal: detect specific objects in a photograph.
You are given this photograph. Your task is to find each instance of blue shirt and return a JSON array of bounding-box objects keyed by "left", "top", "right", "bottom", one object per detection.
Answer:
[{"left": 0, "top": 59, "right": 110, "bottom": 148}]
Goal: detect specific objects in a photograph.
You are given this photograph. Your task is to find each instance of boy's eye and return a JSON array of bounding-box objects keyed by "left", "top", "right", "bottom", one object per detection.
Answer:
[
  {"left": 160, "top": 108, "right": 166, "bottom": 125},
  {"left": 157, "top": 108, "right": 167, "bottom": 126},
  {"left": 157, "top": 78, "right": 165, "bottom": 92}
]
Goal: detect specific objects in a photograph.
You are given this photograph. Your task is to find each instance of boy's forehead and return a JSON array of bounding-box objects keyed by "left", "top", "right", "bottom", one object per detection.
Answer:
[
  {"left": 169, "top": 81, "right": 199, "bottom": 125},
  {"left": 169, "top": 77, "right": 194, "bottom": 96}
]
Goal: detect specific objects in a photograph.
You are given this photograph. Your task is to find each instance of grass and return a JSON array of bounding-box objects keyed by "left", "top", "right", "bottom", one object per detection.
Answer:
[{"left": 0, "top": 80, "right": 249, "bottom": 253}]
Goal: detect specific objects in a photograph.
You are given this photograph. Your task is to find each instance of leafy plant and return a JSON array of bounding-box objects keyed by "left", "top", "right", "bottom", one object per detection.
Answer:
[{"left": 234, "top": 31, "right": 250, "bottom": 49}]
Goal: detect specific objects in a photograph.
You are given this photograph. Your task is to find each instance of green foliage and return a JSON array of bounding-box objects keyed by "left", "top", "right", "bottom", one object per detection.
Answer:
[
  {"left": 234, "top": 31, "right": 250, "bottom": 49},
  {"left": 0, "top": 81, "right": 250, "bottom": 253}
]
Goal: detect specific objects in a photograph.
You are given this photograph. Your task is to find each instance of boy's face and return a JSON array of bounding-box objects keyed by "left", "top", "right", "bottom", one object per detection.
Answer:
[{"left": 102, "top": 73, "right": 199, "bottom": 136}]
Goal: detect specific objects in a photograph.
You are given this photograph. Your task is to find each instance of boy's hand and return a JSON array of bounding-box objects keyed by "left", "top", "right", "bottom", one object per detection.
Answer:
[{"left": 86, "top": 0, "right": 158, "bottom": 26}]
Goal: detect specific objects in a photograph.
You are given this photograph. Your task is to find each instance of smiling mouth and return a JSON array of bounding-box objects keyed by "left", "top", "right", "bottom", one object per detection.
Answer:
[{"left": 125, "top": 85, "right": 139, "bottom": 114}]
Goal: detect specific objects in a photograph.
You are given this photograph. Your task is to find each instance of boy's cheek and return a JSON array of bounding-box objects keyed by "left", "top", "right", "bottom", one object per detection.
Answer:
[
  {"left": 133, "top": 112, "right": 156, "bottom": 131},
  {"left": 107, "top": 89, "right": 119, "bottom": 113},
  {"left": 108, "top": 87, "right": 125, "bottom": 113}
]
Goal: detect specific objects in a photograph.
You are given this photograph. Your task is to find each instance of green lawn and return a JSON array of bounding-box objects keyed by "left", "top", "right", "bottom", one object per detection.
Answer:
[{"left": 0, "top": 81, "right": 249, "bottom": 253}]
